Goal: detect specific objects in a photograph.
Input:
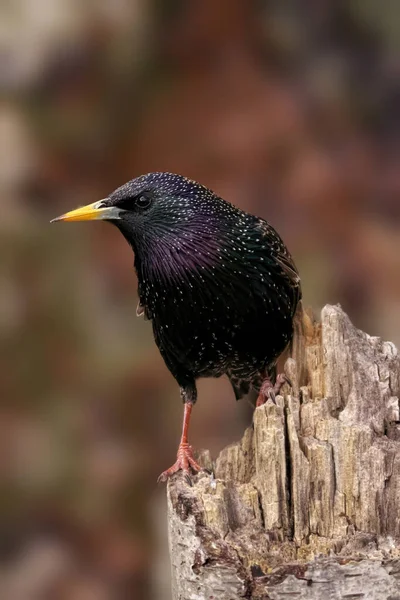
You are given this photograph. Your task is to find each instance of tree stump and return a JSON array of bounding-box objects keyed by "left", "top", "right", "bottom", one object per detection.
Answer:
[{"left": 166, "top": 305, "right": 400, "bottom": 599}]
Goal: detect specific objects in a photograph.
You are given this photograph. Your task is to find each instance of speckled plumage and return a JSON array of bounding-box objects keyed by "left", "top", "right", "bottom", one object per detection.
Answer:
[
  {"left": 107, "top": 172, "right": 302, "bottom": 404},
  {"left": 53, "top": 171, "right": 302, "bottom": 480}
]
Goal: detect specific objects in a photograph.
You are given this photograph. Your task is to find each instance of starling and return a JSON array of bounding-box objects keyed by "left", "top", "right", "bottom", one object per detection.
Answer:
[{"left": 52, "top": 173, "right": 301, "bottom": 481}]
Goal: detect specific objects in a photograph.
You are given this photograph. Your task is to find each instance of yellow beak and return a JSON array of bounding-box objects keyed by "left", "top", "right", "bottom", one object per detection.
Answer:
[{"left": 51, "top": 200, "right": 122, "bottom": 223}]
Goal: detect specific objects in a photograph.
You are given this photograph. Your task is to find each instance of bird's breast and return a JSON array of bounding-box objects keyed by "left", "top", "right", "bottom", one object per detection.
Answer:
[{"left": 142, "top": 268, "right": 294, "bottom": 380}]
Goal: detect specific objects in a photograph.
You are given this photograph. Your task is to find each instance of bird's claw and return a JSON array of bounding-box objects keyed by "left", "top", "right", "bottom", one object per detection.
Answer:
[
  {"left": 281, "top": 373, "right": 292, "bottom": 388},
  {"left": 267, "top": 389, "right": 276, "bottom": 403},
  {"left": 157, "top": 442, "right": 202, "bottom": 484},
  {"left": 256, "top": 373, "right": 292, "bottom": 407}
]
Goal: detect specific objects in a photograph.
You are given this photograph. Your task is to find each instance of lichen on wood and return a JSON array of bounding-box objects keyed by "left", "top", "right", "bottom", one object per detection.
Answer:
[{"left": 167, "top": 305, "right": 400, "bottom": 599}]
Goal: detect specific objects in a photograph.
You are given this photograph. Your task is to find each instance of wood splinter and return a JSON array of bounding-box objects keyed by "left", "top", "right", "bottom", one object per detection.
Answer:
[{"left": 166, "top": 304, "right": 400, "bottom": 600}]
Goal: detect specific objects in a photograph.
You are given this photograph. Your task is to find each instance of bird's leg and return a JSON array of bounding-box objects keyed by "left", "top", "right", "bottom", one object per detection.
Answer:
[
  {"left": 157, "top": 401, "right": 202, "bottom": 484},
  {"left": 256, "top": 373, "right": 291, "bottom": 406}
]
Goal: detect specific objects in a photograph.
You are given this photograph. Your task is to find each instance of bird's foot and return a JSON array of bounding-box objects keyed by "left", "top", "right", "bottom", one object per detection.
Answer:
[
  {"left": 157, "top": 442, "right": 202, "bottom": 485},
  {"left": 256, "top": 373, "right": 291, "bottom": 406}
]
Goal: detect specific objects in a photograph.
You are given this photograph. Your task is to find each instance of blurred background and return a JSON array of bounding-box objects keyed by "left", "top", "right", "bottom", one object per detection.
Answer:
[{"left": 1, "top": 0, "right": 399, "bottom": 598}]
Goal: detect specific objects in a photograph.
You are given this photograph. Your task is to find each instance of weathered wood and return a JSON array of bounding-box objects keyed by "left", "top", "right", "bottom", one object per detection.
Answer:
[{"left": 167, "top": 305, "right": 400, "bottom": 599}]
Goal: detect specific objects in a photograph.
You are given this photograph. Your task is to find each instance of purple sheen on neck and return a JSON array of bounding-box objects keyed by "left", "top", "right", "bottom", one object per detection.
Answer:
[{"left": 143, "top": 233, "right": 220, "bottom": 283}]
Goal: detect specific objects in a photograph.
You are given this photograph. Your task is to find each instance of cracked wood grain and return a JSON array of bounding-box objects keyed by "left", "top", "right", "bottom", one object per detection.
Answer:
[{"left": 166, "top": 305, "right": 400, "bottom": 599}]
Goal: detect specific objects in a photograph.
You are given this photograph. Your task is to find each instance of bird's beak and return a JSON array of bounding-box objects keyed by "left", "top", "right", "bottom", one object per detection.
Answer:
[{"left": 50, "top": 200, "right": 122, "bottom": 223}]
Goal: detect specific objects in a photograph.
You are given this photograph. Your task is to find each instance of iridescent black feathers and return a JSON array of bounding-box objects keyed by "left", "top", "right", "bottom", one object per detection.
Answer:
[{"left": 105, "top": 173, "right": 301, "bottom": 402}]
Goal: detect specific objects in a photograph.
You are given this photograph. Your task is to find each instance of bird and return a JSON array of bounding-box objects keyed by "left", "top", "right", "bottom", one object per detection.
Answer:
[{"left": 51, "top": 172, "right": 301, "bottom": 482}]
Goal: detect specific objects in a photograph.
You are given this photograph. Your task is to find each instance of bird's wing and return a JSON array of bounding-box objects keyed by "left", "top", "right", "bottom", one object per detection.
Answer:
[
  {"left": 256, "top": 218, "right": 302, "bottom": 308},
  {"left": 275, "top": 252, "right": 301, "bottom": 288}
]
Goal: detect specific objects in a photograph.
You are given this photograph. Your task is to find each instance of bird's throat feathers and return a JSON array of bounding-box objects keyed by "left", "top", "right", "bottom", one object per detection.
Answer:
[
  {"left": 111, "top": 189, "right": 273, "bottom": 315},
  {"left": 134, "top": 224, "right": 222, "bottom": 286}
]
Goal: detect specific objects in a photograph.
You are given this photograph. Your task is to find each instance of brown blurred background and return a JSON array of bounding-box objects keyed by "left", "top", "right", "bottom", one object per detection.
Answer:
[{"left": 1, "top": 1, "right": 399, "bottom": 598}]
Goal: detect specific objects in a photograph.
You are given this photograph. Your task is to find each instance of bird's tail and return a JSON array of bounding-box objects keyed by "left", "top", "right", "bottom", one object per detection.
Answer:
[{"left": 229, "top": 376, "right": 251, "bottom": 401}]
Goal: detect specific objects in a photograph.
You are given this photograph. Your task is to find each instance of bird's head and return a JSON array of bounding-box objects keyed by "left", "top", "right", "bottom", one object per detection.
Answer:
[{"left": 51, "top": 173, "right": 231, "bottom": 256}]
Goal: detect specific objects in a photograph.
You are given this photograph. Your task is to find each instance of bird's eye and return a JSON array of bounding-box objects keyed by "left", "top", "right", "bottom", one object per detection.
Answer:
[{"left": 135, "top": 195, "right": 151, "bottom": 209}]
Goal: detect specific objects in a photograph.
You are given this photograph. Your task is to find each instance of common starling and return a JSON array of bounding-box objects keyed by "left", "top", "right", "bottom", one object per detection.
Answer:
[{"left": 52, "top": 173, "right": 301, "bottom": 482}]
